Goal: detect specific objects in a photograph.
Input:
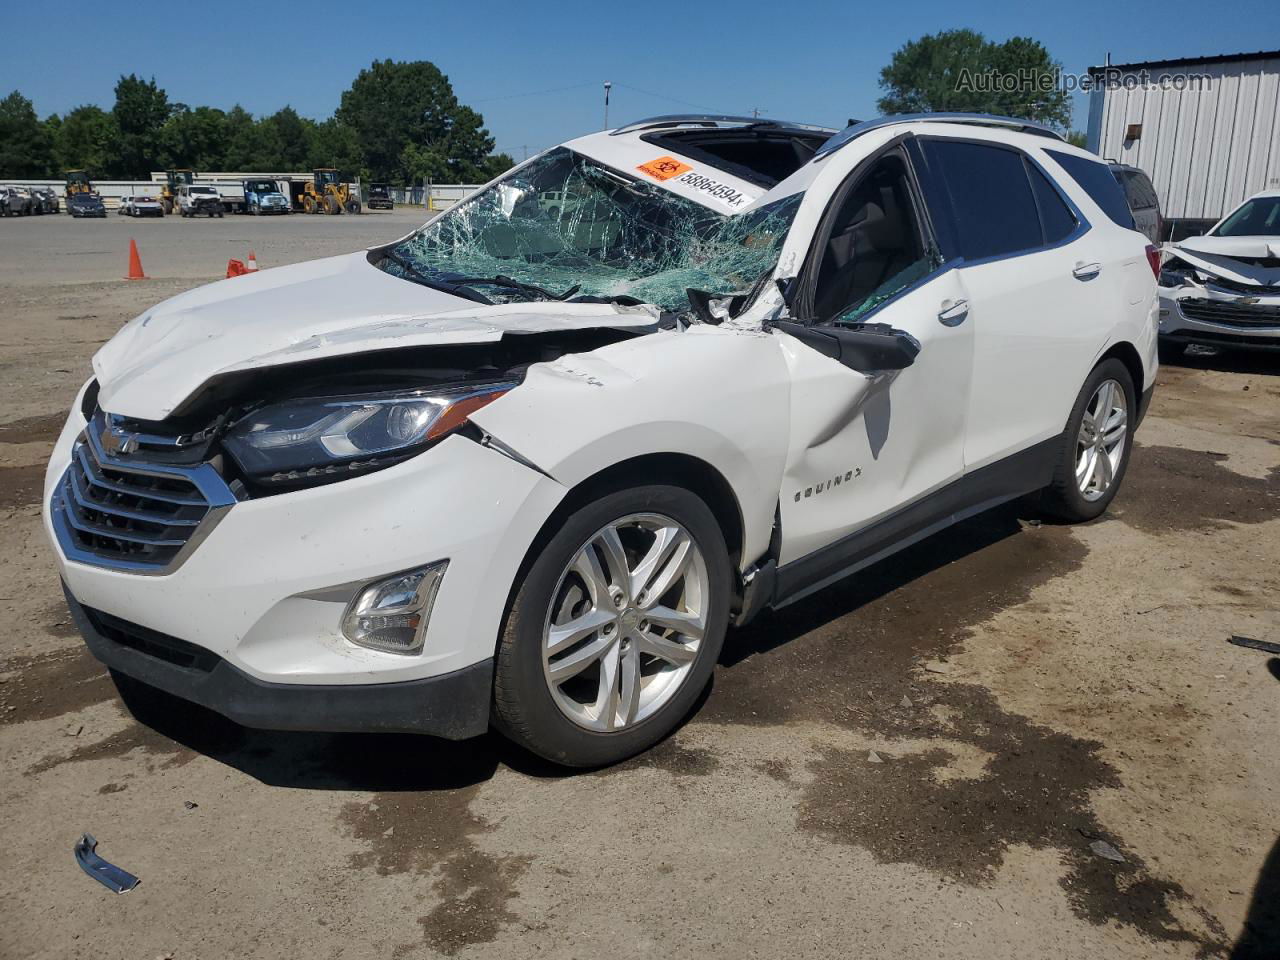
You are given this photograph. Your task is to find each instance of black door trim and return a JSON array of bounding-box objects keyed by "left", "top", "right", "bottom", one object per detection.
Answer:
[{"left": 770, "top": 435, "right": 1059, "bottom": 609}]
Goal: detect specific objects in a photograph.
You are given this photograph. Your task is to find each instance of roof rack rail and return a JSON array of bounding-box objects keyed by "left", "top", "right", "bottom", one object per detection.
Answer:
[
  {"left": 610, "top": 114, "right": 837, "bottom": 136},
  {"left": 813, "top": 112, "right": 1066, "bottom": 159}
]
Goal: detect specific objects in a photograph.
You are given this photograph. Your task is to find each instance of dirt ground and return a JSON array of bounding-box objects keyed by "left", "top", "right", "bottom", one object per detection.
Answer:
[{"left": 0, "top": 210, "right": 1276, "bottom": 960}]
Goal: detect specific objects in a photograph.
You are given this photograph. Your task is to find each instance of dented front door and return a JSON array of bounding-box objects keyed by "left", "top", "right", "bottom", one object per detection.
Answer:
[{"left": 775, "top": 267, "right": 973, "bottom": 565}]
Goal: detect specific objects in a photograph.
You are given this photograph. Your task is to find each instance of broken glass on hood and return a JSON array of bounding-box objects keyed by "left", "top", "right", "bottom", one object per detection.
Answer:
[{"left": 378, "top": 148, "right": 801, "bottom": 312}]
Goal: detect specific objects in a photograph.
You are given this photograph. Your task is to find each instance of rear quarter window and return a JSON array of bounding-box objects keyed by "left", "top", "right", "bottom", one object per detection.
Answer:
[
  {"left": 1027, "top": 164, "right": 1078, "bottom": 244},
  {"left": 1048, "top": 151, "right": 1136, "bottom": 229}
]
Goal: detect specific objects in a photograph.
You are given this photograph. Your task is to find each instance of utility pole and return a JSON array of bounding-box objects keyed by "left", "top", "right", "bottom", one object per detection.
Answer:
[
  {"left": 751, "top": 106, "right": 766, "bottom": 119},
  {"left": 603, "top": 81, "right": 612, "bottom": 130}
]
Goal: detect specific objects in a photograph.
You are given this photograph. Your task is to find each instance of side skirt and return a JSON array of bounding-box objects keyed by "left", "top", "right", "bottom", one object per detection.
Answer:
[{"left": 770, "top": 436, "right": 1059, "bottom": 610}]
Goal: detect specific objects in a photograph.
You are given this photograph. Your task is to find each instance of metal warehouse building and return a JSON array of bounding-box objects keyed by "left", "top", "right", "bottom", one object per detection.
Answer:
[{"left": 1086, "top": 49, "right": 1280, "bottom": 237}]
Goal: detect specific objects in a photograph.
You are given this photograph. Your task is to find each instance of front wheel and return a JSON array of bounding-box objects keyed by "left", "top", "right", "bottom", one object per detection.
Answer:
[
  {"left": 493, "top": 485, "right": 731, "bottom": 767},
  {"left": 1040, "top": 358, "right": 1137, "bottom": 522}
]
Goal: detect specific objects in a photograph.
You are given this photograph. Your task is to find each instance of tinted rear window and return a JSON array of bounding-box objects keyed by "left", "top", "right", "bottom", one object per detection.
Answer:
[
  {"left": 1048, "top": 151, "right": 1135, "bottom": 229},
  {"left": 1122, "top": 171, "right": 1159, "bottom": 210},
  {"left": 921, "top": 139, "right": 1041, "bottom": 260}
]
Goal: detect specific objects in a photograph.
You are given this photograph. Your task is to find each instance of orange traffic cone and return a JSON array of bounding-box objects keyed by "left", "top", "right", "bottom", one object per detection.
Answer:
[
  {"left": 247, "top": 250, "right": 259, "bottom": 272},
  {"left": 226, "top": 258, "right": 248, "bottom": 278},
  {"left": 124, "top": 238, "right": 147, "bottom": 280}
]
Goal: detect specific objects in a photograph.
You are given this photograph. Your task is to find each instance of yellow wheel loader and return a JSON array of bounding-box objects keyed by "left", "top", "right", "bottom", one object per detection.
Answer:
[
  {"left": 161, "top": 169, "right": 194, "bottom": 215},
  {"left": 301, "top": 169, "right": 361, "bottom": 215},
  {"left": 64, "top": 170, "right": 92, "bottom": 199}
]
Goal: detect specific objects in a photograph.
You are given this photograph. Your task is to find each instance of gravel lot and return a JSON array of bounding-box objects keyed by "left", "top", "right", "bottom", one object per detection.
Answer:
[{"left": 0, "top": 210, "right": 1276, "bottom": 960}]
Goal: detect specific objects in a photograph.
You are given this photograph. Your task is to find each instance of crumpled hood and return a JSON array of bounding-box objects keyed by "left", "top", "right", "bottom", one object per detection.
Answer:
[
  {"left": 1168, "top": 235, "right": 1280, "bottom": 287},
  {"left": 94, "top": 251, "right": 660, "bottom": 421}
]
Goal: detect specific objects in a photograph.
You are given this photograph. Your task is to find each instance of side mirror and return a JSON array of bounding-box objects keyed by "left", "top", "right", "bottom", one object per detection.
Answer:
[{"left": 770, "top": 320, "right": 920, "bottom": 371}]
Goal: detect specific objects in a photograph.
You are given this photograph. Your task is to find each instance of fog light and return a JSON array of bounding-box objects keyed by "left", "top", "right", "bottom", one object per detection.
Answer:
[{"left": 341, "top": 561, "right": 448, "bottom": 654}]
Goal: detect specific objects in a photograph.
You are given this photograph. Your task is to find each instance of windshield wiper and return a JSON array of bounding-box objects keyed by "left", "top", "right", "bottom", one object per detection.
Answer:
[
  {"left": 452, "top": 275, "right": 581, "bottom": 302},
  {"left": 379, "top": 250, "right": 493, "bottom": 304}
]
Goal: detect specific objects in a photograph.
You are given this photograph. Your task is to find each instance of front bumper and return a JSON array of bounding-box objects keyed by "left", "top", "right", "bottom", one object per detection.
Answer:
[
  {"left": 45, "top": 399, "right": 567, "bottom": 695},
  {"left": 66, "top": 584, "right": 493, "bottom": 737},
  {"left": 1158, "top": 288, "right": 1280, "bottom": 349}
]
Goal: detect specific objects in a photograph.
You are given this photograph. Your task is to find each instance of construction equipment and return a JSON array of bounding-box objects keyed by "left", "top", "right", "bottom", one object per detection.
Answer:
[
  {"left": 161, "top": 169, "right": 194, "bottom": 215},
  {"left": 64, "top": 170, "right": 92, "bottom": 199},
  {"left": 302, "top": 168, "right": 361, "bottom": 215}
]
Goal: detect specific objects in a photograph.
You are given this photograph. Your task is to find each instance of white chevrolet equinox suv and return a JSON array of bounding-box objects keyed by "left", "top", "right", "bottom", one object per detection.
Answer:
[{"left": 45, "top": 113, "right": 1159, "bottom": 767}]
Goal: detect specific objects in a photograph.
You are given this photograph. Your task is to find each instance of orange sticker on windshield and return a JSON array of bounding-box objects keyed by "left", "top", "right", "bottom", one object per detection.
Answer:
[{"left": 637, "top": 156, "right": 692, "bottom": 181}]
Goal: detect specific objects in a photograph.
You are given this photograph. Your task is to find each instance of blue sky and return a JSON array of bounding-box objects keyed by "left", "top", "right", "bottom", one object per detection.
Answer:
[{"left": 4, "top": 0, "right": 1278, "bottom": 158}]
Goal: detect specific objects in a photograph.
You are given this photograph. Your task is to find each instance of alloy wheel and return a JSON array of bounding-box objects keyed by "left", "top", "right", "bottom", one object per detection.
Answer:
[
  {"left": 1075, "top": 378, "right": 1128, "bottom": 501},
  {"left": 542, "top": 513, "right": 709, "bottom": 732}
]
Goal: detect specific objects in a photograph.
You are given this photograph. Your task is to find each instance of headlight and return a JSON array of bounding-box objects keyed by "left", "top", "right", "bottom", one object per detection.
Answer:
[
  {"left": 223, "top": 382, "right": 513, "bottom": 485},
  {"left": 1158, "top": 267, "right": 1192, "bottom": 288}
]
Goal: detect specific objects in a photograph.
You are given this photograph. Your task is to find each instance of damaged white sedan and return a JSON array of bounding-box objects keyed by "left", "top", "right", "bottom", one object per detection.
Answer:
[
  {"left": 45, "top": 113, "right": 1158, "bottom": 767},
  {"left": 1158, "top": 190, "right": 1280, "bottom": 354}
]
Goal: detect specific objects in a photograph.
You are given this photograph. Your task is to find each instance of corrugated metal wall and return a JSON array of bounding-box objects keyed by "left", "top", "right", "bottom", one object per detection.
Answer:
[{"left": 1090, "top": 56, "right": 1280, "bottom": 223}]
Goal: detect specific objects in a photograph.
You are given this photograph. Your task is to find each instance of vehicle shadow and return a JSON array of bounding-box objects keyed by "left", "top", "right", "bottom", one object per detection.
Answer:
[
  {"left": 1226, "top": 662, "right": 1280, "bottom": 958},
  {"left": 115, "top": 498, "right": 1041, "bottom": 793},
  {"left": 1230, "top": 831, "right": 1280, "bottom": 958},
  {"left": 113, "top": 676, "right": 567, "bottom": 792},
  {"left": 1164, "top": 348, "right": 1280, "bottom": 376},
  {"left": 722, "top": 498, "right": 1035, "bottom": 666}
]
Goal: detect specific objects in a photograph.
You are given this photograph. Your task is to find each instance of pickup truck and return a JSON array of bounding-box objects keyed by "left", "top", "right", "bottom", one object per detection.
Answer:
[{"left": 178, "top": 185, "right": 225, "bottom": 218}]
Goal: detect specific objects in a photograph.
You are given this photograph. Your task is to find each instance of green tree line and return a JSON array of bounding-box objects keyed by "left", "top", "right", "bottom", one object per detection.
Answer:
[{"left": 0, "top": 60, "right": 514, "bottom": 185}]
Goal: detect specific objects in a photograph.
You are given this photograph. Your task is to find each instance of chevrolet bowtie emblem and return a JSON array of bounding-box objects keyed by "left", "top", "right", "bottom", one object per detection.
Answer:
[
  {"left": 1235, "top": 296, "right": 1260, "bottom": 305},
  {"left": 101, "top": 425, "right": 140, "bottom": 456}
]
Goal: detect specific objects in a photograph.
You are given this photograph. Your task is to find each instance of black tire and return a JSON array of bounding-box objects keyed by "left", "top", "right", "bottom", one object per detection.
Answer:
[
  {"left": 493, "top": 484, "right": 731, "bottom": 768},
  {"left": 1040, "top": 358, "right": 1137, "bottom": 522}
]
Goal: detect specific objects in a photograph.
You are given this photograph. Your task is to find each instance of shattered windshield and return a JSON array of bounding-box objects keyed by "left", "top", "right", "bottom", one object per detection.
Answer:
[
  {"left": 379, "top": 147, "right": 801, "bottom": 311},
  {"left": 1214, "top": 196, "right": 1280, "bottom": 237}
]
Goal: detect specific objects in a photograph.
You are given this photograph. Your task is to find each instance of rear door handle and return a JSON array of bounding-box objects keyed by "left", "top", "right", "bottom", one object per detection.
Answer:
[
  {"left": 1073, "top": 261, "right": 1102, "bottom": 281},
  {"left": 938, "top": 298, "right": 969, "bottom": 326}
]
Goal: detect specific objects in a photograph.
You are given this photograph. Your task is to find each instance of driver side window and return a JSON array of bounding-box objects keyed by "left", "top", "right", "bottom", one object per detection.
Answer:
[{"left": 812, "top": 153, "right": 932, "bottom": 324}]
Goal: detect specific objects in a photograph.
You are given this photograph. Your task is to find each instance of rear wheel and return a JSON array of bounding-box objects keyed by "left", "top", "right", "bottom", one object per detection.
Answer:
[
  {"left": 1041, "top": 358, "right": 1136, "bottom": 522},
  {"left": 493, "top": 485, "right": 731, "bottom": 768}
]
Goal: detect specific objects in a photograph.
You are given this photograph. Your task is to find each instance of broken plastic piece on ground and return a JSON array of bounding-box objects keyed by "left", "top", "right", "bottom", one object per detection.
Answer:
[
  {"left": 1228, "top": 634, "right": 1280, "bottom": 656},
  {"left": 226, "top": 258, "right": 248, "bottom": 278},
  {"left": 74, "top": 833, "right": 140, "bottom": 894},
  {"left": 1089, "top": 839, "right": 1126, "bottom": 863}
]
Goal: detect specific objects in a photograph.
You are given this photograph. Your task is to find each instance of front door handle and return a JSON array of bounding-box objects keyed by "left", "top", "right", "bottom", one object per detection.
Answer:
[
  {"left": 938, "top": 298, "right": 969, "bottom": 326},
  {"left": 1073, "top": 261, "right": 1102, "bottom": 281}
]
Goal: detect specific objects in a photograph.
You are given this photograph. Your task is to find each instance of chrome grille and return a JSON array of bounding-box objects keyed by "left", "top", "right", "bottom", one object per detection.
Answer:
[
  {"left": 1179, "top": 298, "right": 1280, "bottom": 328},
  {"left": 51, "top": 414, "right": 236, "bottom": 574}
]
